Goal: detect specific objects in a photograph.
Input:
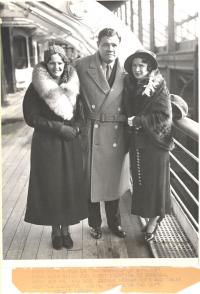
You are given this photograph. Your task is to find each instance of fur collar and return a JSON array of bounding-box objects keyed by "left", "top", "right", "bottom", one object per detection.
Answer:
[
  {"left": 141, "top": 69, "right": 163, "bottom": 97},
  {"left": 32, "top": 62, "right": 79, "bottom": 120},
  {"left": 124, "top": 69, "right": 164, "bottom": 99},
  {"left": 135, "top": 69, "right": 164, "bottom": 97}
]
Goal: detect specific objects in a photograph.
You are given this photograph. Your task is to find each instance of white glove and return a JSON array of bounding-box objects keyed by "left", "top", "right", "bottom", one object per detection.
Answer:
[{"left": 128, "top": 116, "right": 135, "bottom": 127}]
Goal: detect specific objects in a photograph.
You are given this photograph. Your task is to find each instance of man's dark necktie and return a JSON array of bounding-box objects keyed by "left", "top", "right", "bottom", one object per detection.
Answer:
[{"left": 106, "top": 64, "right": 111, "bottom": 81}]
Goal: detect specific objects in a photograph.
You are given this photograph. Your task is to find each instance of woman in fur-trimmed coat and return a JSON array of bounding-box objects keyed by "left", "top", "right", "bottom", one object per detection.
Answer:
[
  {"left": 23, "top": 45, "right": 88, "bottom": 250},
  {"left": 123, "top": 49, "right": 188, "bottom": 242}
]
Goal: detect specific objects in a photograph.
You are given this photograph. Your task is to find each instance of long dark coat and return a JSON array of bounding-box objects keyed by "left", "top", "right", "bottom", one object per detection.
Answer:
[
  {"left": 124, "top": 74, "right": 173, "bottom": 218},
  {"left": 23, "top": 84, "right": 88, "bottom": 226},
  {"left": 76, "top": 53, "right": 131, "bottom": 202}
]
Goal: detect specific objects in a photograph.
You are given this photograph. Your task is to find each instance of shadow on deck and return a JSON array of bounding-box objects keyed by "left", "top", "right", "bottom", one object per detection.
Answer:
[
  {"left": 1, "top": 91, "right": 151, "bottom": 260},
  {"left": 1, "top": 90, "right": 197, "bottom": 259}
]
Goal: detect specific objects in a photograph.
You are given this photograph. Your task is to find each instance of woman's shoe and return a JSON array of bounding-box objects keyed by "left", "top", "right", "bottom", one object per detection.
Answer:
[
  {"left": 144, "top": 216, "right": 162, "bottom": 242},
  {"left": 51, "top": 226, "right": 63, "bottom": 250},
  {"left": 62, "top": 234, "right": 73, "bottom": 249},
  {"left": 144, "top": 223, "right": 158, "bottom": 242},
  {"left": 61, "top": 226, "right": 73, "bottom": 249},
  {"left": 51, "top": 233, "right": 63, "bottom": 250},
  {"left": 90, "top": 227, "right": 102, "bottom": 239},
  {"left": 157, "top": 216, "right": 163, "bottom": 225}
]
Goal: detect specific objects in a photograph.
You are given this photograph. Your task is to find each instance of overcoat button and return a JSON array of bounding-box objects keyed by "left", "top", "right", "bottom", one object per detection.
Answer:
[
  {"left": 91, "top": 104, "right": 96, "bottom": 109},
  {"left": 114, "top": 125, "right": 118, "bottom": 129},
  {"left": 118, "top": 107, "right": 121, "bottom": 112},
  {"left": 94, "top": 124, "right": 99, "bottom": 128},
  {"left": 113, "top": 143, "right": 117, "bottom": 147}
]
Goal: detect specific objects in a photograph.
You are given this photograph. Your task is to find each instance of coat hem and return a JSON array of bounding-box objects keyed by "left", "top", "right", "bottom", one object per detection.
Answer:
[
  {"left": 24, "top": 214, "right": 88, "bottom": 226},
  {"left": 91, "top": 189, "right": 131, "bottom": 202}
]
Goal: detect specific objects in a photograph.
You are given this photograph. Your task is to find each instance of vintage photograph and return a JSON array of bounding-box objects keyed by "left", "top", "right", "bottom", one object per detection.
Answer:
[{"left": 1, "top": 0, "right": 199, "bottom": 292}]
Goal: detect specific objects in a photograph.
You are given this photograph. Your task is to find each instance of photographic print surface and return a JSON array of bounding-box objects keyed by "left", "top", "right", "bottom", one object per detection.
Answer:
[{"left": 1, "top": 0, "right": 199, "bottom": 293}]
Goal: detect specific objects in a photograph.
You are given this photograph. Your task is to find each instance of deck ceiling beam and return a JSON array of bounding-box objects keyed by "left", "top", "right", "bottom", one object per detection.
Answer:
[{"left": 11, "top": 1, "right": 92, "bottom": 54}]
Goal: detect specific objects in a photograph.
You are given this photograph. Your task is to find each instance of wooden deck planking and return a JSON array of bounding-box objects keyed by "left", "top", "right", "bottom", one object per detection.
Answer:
[
  {"left": 2, "top": 149, "right": 30, "bottom": 205},
  {"left": 120, "top": 194, "right": 152, "bottom": 258},
  {"left": 36, "top": 226, "right": 53, "bottom": 260},
  {"left": 3, "top": 184, "right": 28, "bottom": 257},
  {"left": 52, "top": 246, "right": 68, "bottom": 260},
  {"left": 2, "top": 146, "right": 30, "bottom": 197},
  {"left": 5, "top": 216, "right": 31, "bottom": 260},
  {"left": 21, "top": 224, "right": 43, "bottom": 259},
  {"left": 124, "top": 225, "right": 152, "bottom": 258},
  {"left": 2, "top": 140, "right": 30, "bottom": 180},
  {"left": 1, "top": 122, "right": 24, "bottom": 146},
  {"left": 98, "top": 200, "right": 130, "bottom": 259},
  {"left": 109, "top": 198, "right": 129, "bottom": 259},
  {"left": 110, "top": 237, "right": 128, "bottom": 258},
  {"left": 2, "top": 176, "right": 28, "bottom": 228},
  {"left": 1, "top": 121, "right": 29, "bottom": 147},
  {"left": 82, "top": 219, "right": 98, "bottom": 259},
  {"left": 2, "top": 127, "right": 31, "bottom": 182},
  {"left": 2, "top": 92, "right": 151, "bottom": 260},
  {"left": 67, "top": 249, "right": 82, "bottom": 259},
  {"left": 2, "top": 96, "right": 24, "bottom": 122},
  {"left": 2, "top": 123, "right": 31, "bottom": 165},
  {"left": 96, "top": 227, "right": 113, "bottom": 259},
  {"left": 2, "top": 165, "right": 29, "bottom": 212},
  {"left": 2, "top": 163, "right": 29, "bottom": 207},
  {"left": 96, "top": 205, "right": 115, "bottom": 259},
  {"left": 69, "top": 222, "right": 83, "bottom": 251}
]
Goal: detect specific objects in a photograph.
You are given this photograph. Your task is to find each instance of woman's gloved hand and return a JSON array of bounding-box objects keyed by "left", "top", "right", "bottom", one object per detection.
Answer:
[
  {"left": 59, "top": 125, "right": 78, "bottom": 140},
  {"left": 128, "top": 116, "right": 135, "bottom": 127}
]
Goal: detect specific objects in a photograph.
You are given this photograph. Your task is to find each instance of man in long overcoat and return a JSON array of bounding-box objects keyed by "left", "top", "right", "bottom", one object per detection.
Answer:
[{"left": 76, "top": 28, "right": 131, "bottom": 239}]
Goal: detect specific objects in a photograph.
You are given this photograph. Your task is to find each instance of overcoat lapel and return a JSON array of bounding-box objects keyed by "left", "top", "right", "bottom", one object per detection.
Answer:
[
  {"left": 101, "top": 60, "right": 126, "bottom": 110},
  {"left": 87, "top": 52, "right": 110, "bottom": 94}
]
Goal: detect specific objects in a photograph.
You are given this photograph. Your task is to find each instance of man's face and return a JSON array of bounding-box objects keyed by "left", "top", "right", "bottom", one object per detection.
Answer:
[{"left": 98, "top": 35, "right": 120, "bottom": 64}]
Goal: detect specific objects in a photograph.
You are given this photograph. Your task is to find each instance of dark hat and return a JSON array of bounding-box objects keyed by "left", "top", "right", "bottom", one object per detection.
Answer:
[{"left": 124, "top": 49, "right": 158, "bottom": 74}]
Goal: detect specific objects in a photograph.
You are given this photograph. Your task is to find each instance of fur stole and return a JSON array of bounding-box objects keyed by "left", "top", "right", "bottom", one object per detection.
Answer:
[
  {"left": 124, "top": 69, "right": 164, "bottom": 98},
  {"left": 141, "top": 69, "right": 164, "bottom": 97},
  {"left": 32, "top": 62, "right": 80, "bottom": 120},
  {"left": 124, "top": 70, "right": 174, "bottom": 150},
  {"left": 140, "top": 81, "right": 174, "bottom": 150}
]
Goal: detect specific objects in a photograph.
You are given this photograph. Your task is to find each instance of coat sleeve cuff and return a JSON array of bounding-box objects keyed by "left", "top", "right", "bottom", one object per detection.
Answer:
[{"left": 132, "top": 116, "right": 142, "bottom": 129}]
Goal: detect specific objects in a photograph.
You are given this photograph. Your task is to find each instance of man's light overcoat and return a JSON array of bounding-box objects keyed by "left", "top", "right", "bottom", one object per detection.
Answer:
[{"left": 76, "top": 52, "right": 131, "bottom": 202}]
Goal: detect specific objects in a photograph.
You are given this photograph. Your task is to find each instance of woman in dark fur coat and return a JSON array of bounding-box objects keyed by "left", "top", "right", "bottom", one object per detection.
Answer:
[
  {"left": 23, "top": 45, "right": 88, "bottom": 250},
  {"left": 123, "top": 49, "right": 188, "bottom": 241}
]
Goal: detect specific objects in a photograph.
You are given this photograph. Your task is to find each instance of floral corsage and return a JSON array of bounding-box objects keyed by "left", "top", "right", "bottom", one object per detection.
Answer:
[{"left": 142, "top": 69, "right": 163, "bottom": 97}]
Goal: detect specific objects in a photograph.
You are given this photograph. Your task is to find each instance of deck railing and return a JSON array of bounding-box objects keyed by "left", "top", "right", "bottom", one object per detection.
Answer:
[{"left": 170, "top": 117, "right": 199, "bottom": 250}]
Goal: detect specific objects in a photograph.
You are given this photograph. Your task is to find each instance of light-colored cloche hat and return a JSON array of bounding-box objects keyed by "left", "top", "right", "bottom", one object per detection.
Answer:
[
  {"left": 124, "top": 49, "right": 158, "bottom": 75},
  {"left": 44, "top": 45, "right": 68, "bottom": 63}
]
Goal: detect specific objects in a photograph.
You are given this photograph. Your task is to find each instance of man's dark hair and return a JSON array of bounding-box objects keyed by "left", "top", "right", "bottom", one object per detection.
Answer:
[{"left": 97, "top": 28, "right": 121, "bottom": 43}]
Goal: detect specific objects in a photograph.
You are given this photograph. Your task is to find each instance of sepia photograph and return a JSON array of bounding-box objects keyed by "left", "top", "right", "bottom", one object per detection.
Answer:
[{"left": 1, "top": 0, "right": 199, "bottom": 292}]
